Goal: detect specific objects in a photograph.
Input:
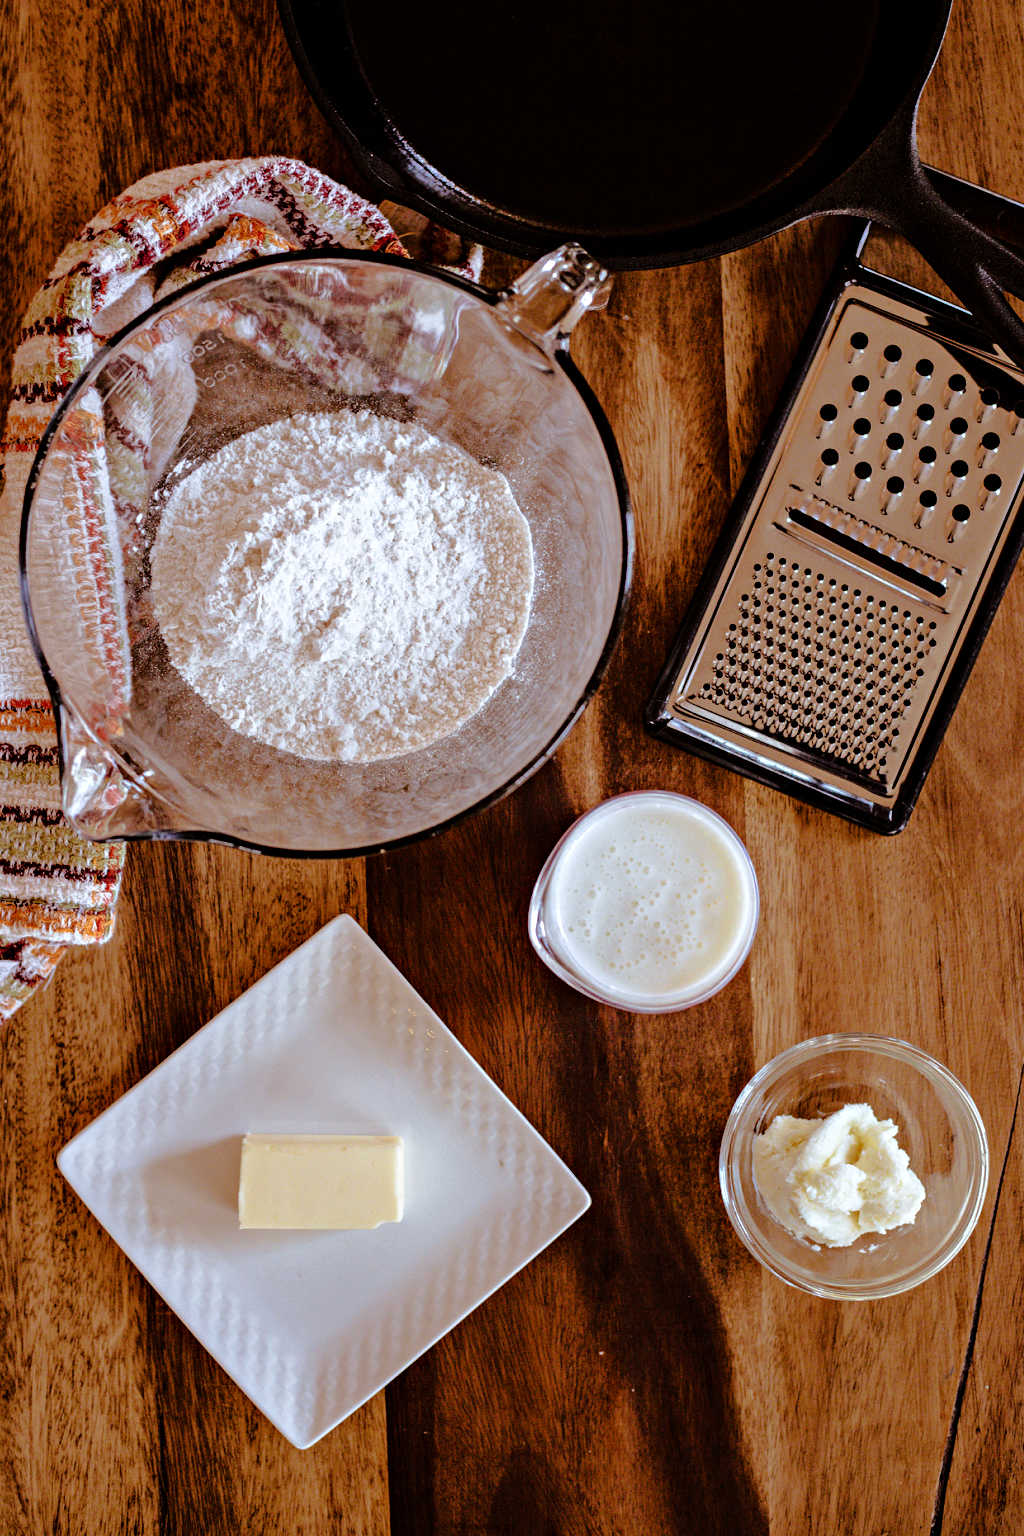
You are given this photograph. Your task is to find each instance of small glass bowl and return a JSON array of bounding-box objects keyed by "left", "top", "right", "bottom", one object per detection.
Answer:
[{"left": 719, "top": 1034, "right": 989, "bottom": 1299}]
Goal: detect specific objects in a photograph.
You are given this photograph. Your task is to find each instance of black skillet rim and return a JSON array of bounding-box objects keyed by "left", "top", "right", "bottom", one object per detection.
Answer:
[
  {"left": 20, "top": 245, "right": 634, "bottom": 860},
  {"left": 277, "top": 0, "right": 952, "bottom": 268}
]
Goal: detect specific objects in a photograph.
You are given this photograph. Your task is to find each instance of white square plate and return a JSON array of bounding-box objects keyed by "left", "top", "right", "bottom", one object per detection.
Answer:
[{"left": 58, "top": 915, "right": 589, "bottom": 1447}]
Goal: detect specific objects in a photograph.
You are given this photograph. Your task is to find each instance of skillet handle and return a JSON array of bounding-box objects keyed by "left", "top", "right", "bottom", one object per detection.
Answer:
[{"left": 863, "top": 146, "right": 1024, "bottom": 369}]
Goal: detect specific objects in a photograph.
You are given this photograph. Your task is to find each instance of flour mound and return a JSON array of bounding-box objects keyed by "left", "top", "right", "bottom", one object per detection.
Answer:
[{"left": 149, "top": 409, "right": 534, "bottom": 762}]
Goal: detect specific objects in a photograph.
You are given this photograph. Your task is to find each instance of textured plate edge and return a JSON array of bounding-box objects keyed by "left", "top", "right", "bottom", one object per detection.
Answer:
[
  {"left": 56, "top": 914, "right": 364, "bottom": 1178},
  {"left": 47, "top": 1173, "right": 328, "bottom": 1449},
  {"left": 56, "top": 1160, "right": 591, "bottom": 1450},
  {"left": 59, "top": 913, "right": 591, "bottom": 1200},
  {"left": 345, "top": 921, "right": 592, "bottom": 1200},
  {"left": 295, "top": 1182, "right": 592, "bottom": 1448},
  {"left": 55, "top": 913, "right": 592, "bottom": 1448}
]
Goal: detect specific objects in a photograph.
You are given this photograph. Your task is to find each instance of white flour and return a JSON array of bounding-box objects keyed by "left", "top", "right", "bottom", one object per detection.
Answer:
[{"left": 149, "top": 409, "right": 534, "bottom": 762}]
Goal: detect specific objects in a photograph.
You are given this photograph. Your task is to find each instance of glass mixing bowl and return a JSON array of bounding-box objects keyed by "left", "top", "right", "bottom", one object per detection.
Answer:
[{"left": 21, "top": 246, "right": 631, "bottom": 855}]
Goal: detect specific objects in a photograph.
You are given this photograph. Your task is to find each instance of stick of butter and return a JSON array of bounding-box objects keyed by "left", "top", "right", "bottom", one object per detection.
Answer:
[{"left": 238, "top": 1134, "right": 404, "bottom": 1230}]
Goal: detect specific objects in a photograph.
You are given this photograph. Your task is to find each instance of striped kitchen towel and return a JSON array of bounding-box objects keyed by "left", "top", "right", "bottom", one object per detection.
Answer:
[{"left": 0, "top": 155, "right": 480, "bottom": 1022}]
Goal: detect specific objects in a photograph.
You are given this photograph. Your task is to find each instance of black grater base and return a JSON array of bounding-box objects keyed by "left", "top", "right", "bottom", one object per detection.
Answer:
[{"left": 646, "top": 188, "right": 1024, "bottom": 833}]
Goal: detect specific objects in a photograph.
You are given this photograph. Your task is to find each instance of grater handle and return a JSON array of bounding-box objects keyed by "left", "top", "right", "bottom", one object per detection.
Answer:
[{"left": 494, "top": 245, "right": 612, "bottom": 356}]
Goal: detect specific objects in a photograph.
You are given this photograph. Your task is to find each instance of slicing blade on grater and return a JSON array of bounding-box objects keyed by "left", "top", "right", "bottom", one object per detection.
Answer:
[{"left": 646, "top": 200, "right": 1024, "bottom": 833}]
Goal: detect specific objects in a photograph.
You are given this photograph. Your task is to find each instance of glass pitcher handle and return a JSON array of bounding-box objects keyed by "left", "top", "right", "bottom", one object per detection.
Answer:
[{"left": 494, "top": 244, "right": 612, "bottom": 356}]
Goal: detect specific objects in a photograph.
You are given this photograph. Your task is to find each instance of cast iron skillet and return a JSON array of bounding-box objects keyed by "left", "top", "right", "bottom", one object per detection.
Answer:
[{"left": 280, "top": 0, "right": 1024, "bottom": 363}]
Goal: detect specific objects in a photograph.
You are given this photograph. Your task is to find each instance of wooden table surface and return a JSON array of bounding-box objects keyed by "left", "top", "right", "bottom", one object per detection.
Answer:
[{"left": 3, "top": 0, "right": 1024, "bottom": 1531}]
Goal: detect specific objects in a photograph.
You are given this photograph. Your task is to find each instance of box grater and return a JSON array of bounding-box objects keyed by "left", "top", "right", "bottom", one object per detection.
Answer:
[{"left": 647, "top": 199, "right": 1024, "bottom": 833}]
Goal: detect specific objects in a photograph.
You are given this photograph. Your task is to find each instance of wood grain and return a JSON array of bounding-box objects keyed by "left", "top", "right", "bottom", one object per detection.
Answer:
[
  {"left": 3, "top": 0, "right": 1024, "bottom": 1530},
  {"left": 940, "top": 1066, "right": 1024, "bottom": 1533}
]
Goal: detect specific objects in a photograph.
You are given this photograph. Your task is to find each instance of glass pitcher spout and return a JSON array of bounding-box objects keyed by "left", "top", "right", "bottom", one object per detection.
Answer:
[
  {"left": 59, "top": 707, "right": 198, "bottom": 840},
  {"left": 494, "top": 244, "right": 612, "bottom": 356}
]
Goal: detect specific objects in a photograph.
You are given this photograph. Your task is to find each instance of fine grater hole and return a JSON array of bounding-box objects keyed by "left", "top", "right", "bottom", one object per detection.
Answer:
[{"left": 696, "top": 552, "right": 940, "bottom": 779}]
